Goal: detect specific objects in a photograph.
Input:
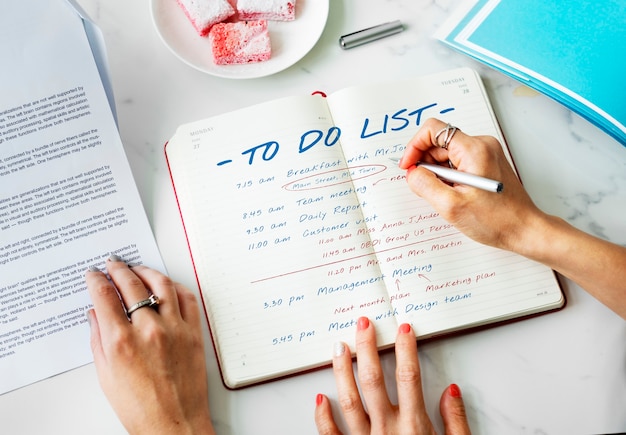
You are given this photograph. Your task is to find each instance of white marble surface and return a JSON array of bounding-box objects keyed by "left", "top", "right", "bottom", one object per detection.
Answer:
[{"left": 2, "top": 0, "right": 625, "bottom": 434}]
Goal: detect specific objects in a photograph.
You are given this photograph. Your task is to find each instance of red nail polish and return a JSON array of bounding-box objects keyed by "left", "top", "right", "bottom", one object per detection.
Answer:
[
  {"left": 316, "top": 393, "right": 324, "bottom": 406},
  {"left": 406, "top": 165, "right": 417, "bottom": 181},
  {"left": 449, "top": 383, "right": 462, "bottom": 398},
  {"left": 357, "top": 316, "right": 369, "bottom": 331},
  {"left": 399, "top": 323, "right": 411, "bottom": 334}
]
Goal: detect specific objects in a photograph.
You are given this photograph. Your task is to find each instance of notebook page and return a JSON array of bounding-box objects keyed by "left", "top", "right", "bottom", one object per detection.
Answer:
[
  {"left": 326, "top": 68, "right": 564, "bottom": 338},
  {"left": 166, "top": 95, "right": 398, "bottom": 388}
]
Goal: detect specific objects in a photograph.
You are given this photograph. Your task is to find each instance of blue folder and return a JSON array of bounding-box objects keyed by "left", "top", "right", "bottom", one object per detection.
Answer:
[{"left": 436, "top": 0, "right": 626, "bottom": 146}]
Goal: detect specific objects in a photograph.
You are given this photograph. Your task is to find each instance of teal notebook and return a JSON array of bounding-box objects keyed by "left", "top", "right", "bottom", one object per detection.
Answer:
[{"left": 436, "top": 0, "right": 626, "bottom": 146}]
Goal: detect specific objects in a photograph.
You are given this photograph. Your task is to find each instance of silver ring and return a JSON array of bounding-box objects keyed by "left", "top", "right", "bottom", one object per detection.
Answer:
[
  {"left": 434, "top": 123, "right": 459, "bottom": 150},
  {"left": 126, "top": 294, "right": 160, "bottom": 317}
]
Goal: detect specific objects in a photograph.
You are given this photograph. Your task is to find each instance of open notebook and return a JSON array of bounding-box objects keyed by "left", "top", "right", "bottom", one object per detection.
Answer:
[{"left": 165, "top": 68, "right": 564, "bottom": 389}]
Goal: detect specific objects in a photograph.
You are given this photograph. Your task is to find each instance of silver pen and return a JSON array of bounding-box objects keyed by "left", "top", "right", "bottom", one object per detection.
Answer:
[
  {"left": 388, "top": 157, "right": 503, "bottom": 193},
  {"left": 339, "top": 20, "right": 404, "bottom": 49}
]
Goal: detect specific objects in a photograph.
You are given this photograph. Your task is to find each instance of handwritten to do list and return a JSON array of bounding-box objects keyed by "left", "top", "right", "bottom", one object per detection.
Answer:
[{"left": 165, "top": 68, "right": 563, "bottom": 388}]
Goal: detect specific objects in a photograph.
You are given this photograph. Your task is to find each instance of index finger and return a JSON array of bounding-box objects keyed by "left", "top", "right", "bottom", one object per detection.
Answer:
[
  {"left": 85, "top": 267, "right": 128, "bottom": 331},
  {"left": 399, "top": 118, "right": 465, "bottom": 169}
]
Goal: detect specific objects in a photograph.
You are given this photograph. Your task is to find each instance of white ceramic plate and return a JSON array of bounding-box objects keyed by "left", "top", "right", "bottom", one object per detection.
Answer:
[{"left": 150, "top": 0, "right": 329, "bottom": 79}]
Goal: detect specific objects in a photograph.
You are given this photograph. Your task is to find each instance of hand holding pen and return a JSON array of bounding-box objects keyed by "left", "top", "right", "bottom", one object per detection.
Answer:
[
  {"left": 393, "top": 122, "right": 503, "bottom": 193},
  {"left": 390, "top": 158, "right": 503, "bottom": 193},
  {"left": 398, "top": 118, "right": 542, "bottom": 250}
]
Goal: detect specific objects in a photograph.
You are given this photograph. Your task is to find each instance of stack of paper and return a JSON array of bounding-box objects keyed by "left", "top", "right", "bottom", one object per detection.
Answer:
[{"left": 0, "top": 0, "right": 163, "bottom": 395}]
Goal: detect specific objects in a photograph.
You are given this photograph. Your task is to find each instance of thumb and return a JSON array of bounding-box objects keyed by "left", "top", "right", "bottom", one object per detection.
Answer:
[
  {"left": 86, "top": 309, "right": 105, "bottom": 364},
  {"left": 405, "top": 165, "right": 459, "bottom": 213},
  {"left": 440, "top": 384, "right": 472, "bottom": 435}
]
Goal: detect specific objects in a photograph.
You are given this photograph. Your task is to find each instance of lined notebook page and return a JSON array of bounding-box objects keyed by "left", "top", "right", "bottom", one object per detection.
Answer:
[
  {"left": 166, "top": 69, "right": 563, "bottom": 388},
  {"left": 327, "top": 68, "right": 563, "bottom": 338},
  {"left": 166, "top": 96, "right": 398, "bottom": 388}
]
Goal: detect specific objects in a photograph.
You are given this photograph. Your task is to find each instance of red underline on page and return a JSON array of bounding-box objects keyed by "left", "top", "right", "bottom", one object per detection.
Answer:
[{"left": 250, "top": 232, "right": 460, "bottom": 283}]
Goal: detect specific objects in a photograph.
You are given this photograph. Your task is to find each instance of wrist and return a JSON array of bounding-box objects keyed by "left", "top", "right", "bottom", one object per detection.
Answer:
[
  {"left": 129, "top": 410, "right": 215, "bottom": 435},
  {"left": 507, "top": 210, "right": 568, "bottom": 265}
]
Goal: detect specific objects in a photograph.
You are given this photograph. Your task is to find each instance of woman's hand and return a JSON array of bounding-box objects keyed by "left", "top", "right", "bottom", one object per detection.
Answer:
[
  {"left": 398, "top": 118, "right": 543, "bottom": 253},
  {"left": 85, "top": 255, "right": 215, "bottom": 435},
  {"left": 399, "top": 118, "right": 626, "bottom": 319},
  {"left": 314, "top": 317, "right": 471, "bottom": 434}
]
